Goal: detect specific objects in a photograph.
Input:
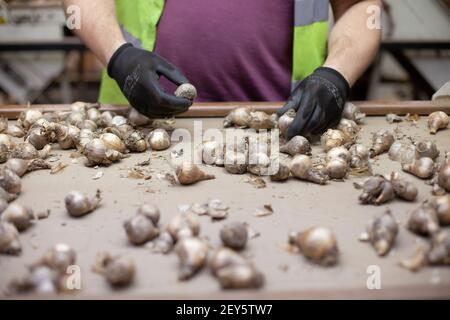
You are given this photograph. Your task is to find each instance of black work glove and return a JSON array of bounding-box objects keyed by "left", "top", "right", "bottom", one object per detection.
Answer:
[
  {"left": 108, "top": 43, "right": 192, "bottom": 117},
  {"left": 277, "top": 67, "right": 350, "bottom": 139}
]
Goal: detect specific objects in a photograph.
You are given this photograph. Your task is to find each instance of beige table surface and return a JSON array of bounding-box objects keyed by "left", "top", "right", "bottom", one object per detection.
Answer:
[{"left": 0, "top": 116, "right": 449, "bottom": 299}]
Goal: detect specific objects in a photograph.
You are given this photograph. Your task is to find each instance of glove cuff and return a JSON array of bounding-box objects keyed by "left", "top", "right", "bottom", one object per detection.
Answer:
[
  {"left": 314, "top": 67, "right": 350, "bottom": 101},
  {"left": 107, "top": 43, "right": 134, "bottom": 78}
]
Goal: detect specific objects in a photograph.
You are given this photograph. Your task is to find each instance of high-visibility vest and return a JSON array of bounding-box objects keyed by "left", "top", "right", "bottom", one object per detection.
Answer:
[{"left": 99, "top": 0, "right": 329, "bottom": 104}]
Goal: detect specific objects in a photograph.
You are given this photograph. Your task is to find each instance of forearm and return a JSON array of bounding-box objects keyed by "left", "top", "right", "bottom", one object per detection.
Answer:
[
  {"left": 324, "top": 0, "right": 381, "bottom": 87},
  {"left": 63, "top": 0, "right": 126, "bottom": 65}
]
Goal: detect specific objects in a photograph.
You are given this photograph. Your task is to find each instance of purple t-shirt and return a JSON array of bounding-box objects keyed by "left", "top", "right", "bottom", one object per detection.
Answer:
[{"left": 154, "top": 0, "right": 293, "bottom": 102}]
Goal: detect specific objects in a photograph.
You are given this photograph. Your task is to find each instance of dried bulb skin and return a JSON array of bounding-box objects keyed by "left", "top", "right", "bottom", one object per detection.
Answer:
[
  {"left": 175, "top": 237, "right": 208, "bottom": 280},
  {"left": 199, "top": 141, "right": 225, "bottom": 166},
  {"left": 9, "top": 142, "right": 38, "bottom": 160},
  {"left": 93, "top": 252, "right": 135, "bottom": 287},
  {"left": 0, "top": 187, "right": 18, "bottom": 203},
  {"left": 248, "top": 152, "right": 270, "bottom": 176},
  {"left": 175, "top": 161, "right": 215, "bottom": 185},
  {"left": 55, "top": 124, "right": 80, "bottom": 150},
  {"left": 0, "top": 133, "right": 13, "bottom": 149},
  {"left": 41, "top": 243, "right": 76, "bottom": 273},
  {"left": 0, "top": 116, "right": 8, "bottom": 133},
  {"left": 321, "top": 129, "right": 348, "bottom": 151},
  {"left": 7, "top": 124, "right": 26, "bottom": 138},
  {"left": 342, "top": 102, "right": 365, "bottom": 124},
  {"left": 66, "top": 111, "right": 86, "bottom": 128},
  {"left": 86, "top": 107, "right": 101, "bottom": 124},
  {"left": 402, "top": 157, "right": 435, "bottom": 179},
  {"left": 355, "top": 176, "right": 395, "bottom": 205},
  {"left": 399, "top": 246, "right": 428, "bottom": 272},
  {"left": 216, "top": 263, "right": 264, "bottom": 289},
  {"left": 124, "top": 214, "right": 160, "bottom": 245},
  {"left": 389, "top": 172, "right": 418, "bottom": 201},
  {"left": 437, "top": 163, "right": 450, "bottom": 192},
  {"left": 79, "top": 119, "right": 97, "bottom": 131},
  {"left": 70, "top": 101, "right": 88, "bottom": 114},
  {"left": 18, "top": 109, "right": 43, "bottom": 130},
  {"left": 127, "top": 108, "right": 151, "bottom": 127},
  {"left": 10, "top": 265, "right": 60, "bottom": 295},
  {"left": 280, "top": 136, "right": 311, "bottom": 156},
  {"left": 278, "top": 109, "right": 295, "bottom": 138},
  {"left": 388, "top": 140, "right": 416, "bottom": 164},
  {"left": 124, "top": 130, "right": 148, "bottom": 153},
  {"left": 83, "top": 138, "right": 124, "bottom": 166},
  {"left": 326, "top": 158, "right": 349, "bottom": 180},
  {"left": 26, "top": 127, "right": 51, "bottom": 150},
  {"left": 148, "top": 128, "right": 171, "bottom": 151},
  {"left": 4, "top": 158, "right": 50, "bottom": 177},
  {"left": 366, "top": 210, "right": 398, "bottom": 256},
  {"left": 65, "top": 190, "right": 102, "bottom": 217},
  {"left": 369, "top": 130, "right": 394, "bottom": 158},
  {"left": 99, "top": 111, "right": 115, "bottom": 128},
  {"left": 220, "top": 222, "right": 248, "bottom": 250},
  {"left": 209, "top": 248, "right": 248, "bottom": 275},
  {"left": 415, "top": 140, "right": 439, "bottom": 160},
  {"left": 0, "top": 168, "right": 22, "bottom": 195},
  {"left": 0, "top": 221, "right": 21, "bottom": 255},
  {"left": 290, "top": 227, "right": 339, "bottom": 266},
  {"left": 270, "top": 161, "right": 290, "bottom": 182},
  {"left": 326, "top": 146, "right": 351, "bottom": 164},
  {"left": 1, "top": 203, "right": 34, "bottom": 231},
  {"left": 0, "top": 143, "right": 9, "bottom": 164},
  {"left": 427, "top": 231, "right": 450, "bottom": 265},
  {"left": 429, "top": 196, "right": 450, "bottom": 226},
  {"left": 74, "top": 129, "right": 96, "bottom": 152},
  {"left": 223, "top": 107, "right": 252, "bottom": 128},
  {"left": 407, "top": 203, "right": 440, "bottom": 236},
  {"left": 136, "top": 204, "right": 160, "bottom": 226},
  {"left": 175, "top": 83, "right": 197, "bottom": 101},
  {"left": 167, "top": 213, "right": 200, "bottom": 241},
  {"left": 224, "top": 152, "right": 248, "bottom": 175},
  {"left": 337, "top": 118, "right": 360, "bottom": 140},
  {"left": 290, "top": 155, "right": 328, "bottom": 185},
  {"left": 100, "top": 133, "right": 127, "bottom": 153},
  {"left": 427, "top": 111, "right": 449, "bottom": 134},
  {"left": 248, "top": 111, "right": 276, "bottom": 130}
]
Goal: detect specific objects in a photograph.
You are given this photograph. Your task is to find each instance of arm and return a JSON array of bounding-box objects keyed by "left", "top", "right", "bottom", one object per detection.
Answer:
[
  {"left": 63, "top": 0, "right": 125, "bottom": 65},
  {"left": 325, "top": 0, "right": 382, "bottom": 86}
]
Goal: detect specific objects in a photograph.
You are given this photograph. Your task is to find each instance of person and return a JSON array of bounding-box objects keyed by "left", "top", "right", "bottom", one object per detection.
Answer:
[{"left": 64, "top": 0, "right": 381, "bottom": 138}]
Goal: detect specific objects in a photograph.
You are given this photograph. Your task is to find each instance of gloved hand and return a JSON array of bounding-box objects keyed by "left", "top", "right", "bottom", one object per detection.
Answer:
[
  {"left": 277, "top": 67, "right": 350, "bottom": 140},
  {"left": 108, "top": 43, "right": 192, "bottom": 118}
]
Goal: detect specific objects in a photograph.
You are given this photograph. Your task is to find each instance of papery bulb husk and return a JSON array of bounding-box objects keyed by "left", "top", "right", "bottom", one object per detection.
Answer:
[
  {"left": 152, "top": 231, "right": 175, "bottom": 254},
  {"left": 93, "top": 252, "right": 135, "bottom": 287},
  {"left": 199, "top": 141, "right": 225, "bottom": 166},
  {"left": 402, "top": 157, "right": 435, "bottom": 179},
  {"left": 220, "top": 222, "right": 248, "bottom": 250},
  {"left": 83, "top": 138, "right": 124, "bottom": 166},
  {"left": 0, "top": 133, "right": 13, "bottom": 150},
  {"left": 86, "top": 107, "right": 101, "bottom": 124},
  {"left": 99, "top": 111, "right": 115, "bottom": 128},
  {"left": 0, "top": 116, "right": 8, "bottom": 133},
  {"left": 175, "top": 161, "right": 215, "bottom": 185},
  {"left": 291, "top": 227, "right": 339, "bottom": 266},
  {"left": 349, "top": 143, "right": 371, "bottom": 170},
  {"left": 278, "top": 109, "right": 295, "bottom": 138},
  {"left": 124, "top": 214, "right": 160, "bottom": 245},
  {"left": 5, "top": 158, "right": 50, "bottom": 177},
  {"left": 321, "top": 129, "right": 349, "bottom": 151},
  {"left": 366, "top": 210, "right": 398, "bottom": 256},
  {"left": 41, "top": 243, "right": 76, "bottom": 273},
  {"left": 399, "top": 246, "right": 428, "bottom": 272},
  {"left": 116, "top": 123, "right": 134, "bottom": 138},
  {"left": 0, "top": 187, "right": 18, "bottom": 203},
  {"left": 10, "top": 265, "right": 60, "bottom": 295},
  {"left": 369, "top": 130, "right": 395, "bottom": 158},
  {"left": 1, "top": 203, "right": 34, "bottom": 232},
  {"left": 6, "top": 124, "right": 26, "bottom": 138},
  {"left": 386, "top": 113, "right": 403, "bottom": 124},
  {"left": 0, "top": 221, "right": 21, "bottom": 255},
  {"left": 70, "top": 101, "right": 88, "bottom": 114},
  {"left": 55, "top": 124, "right": 80, "bottom": 150},
  {"left": 326, "top": 158, "right": 349, "bottom": 180},
  {"left": 209, "top": 248, "right": 248, "bottom": 275},
  {"left": 216, "top": 263, "right": 264, "bottom": 289},
  {"left": 270, "top": 161, "right": 290, "bottom": 182},
  {"left": 290, "top": 155, "right": 328, "bottom": 185},
  {"left": 428, "top": 111, "right": 449, "bottom": 134},
  {"left": 388, "top": 140, "right": 416, "bottom": 164},
  {"left": 66, "top": 111, "right": 86, "bottom": 128},
  {"left": 111, "top": 115, "right": 128, "bottom": 127},
  {"left": 224, "top": 107, "right": 252, "bottom": 128},
  {"left": 0, "top": 168, "right": 22, "bottom": 195},
  {"left": 248, "top": 152, "right": 271, "bottom": 176},
  {"left": 74, "top": 129, "right": 95, "bottom": 152},
  {"left": 167, "top": 212, "right": 200, "bottom": 242},
  {"left": 80, "top": 119, "right": 97, "bottom": 131},
  {"left": 429, "top": 195, "right": 450, "bottom": 226},
  {"left": 100, "top": 133, "right": 127, "bottom": 153},
  {"left": 18, "top": 109, "right": 43, "bottom": 131},
  {"left": 175, "top": 83, "right": 197, "bottom": 101},
  {"left": 280, "top": 136, "right": 311, "bottom": 156},
  {"left": 0, "top": 143, "right": 9, "bottom": 164},
  {"left": 248, "top": 111, "right": 276, "bottom": 130},
  {"left": 407, "top": 203, "right": 440, "bottom": 236},
  {"left": 326, "top": 146, "right": 351, "bottom": 164},
  {"left": 26, "top": 127, "right": 51, "bottom": 151},
  {"left": 390, "top": 172, "right": 418, "bottom": 201},
  {"left": 427, "top": 231, "right": 450, "bottom": 265},
  {"left": 65, "top": 189, "right": 102, "bottom": 217},
  {"left": 342, "top": 102, "right": 365, "bottom": 124},
  {"left": 176, "top": 237, "right": 208, "bottom": 280},
  {"left": 437, "top": 163, "right": 450, "bottom": 192},
  {"left": 356, "top": 175, "right": 395, "bottom": 205},
  {"left": 136, "top": 204, "right": 160, "bottom": 226},
  {"left": 148, "top": 128, "right": 171, "bottom": 151},
  {"left": 337, "top": 118, "right": 360, "bottom": 139},
  {"left": 224, "top": 151, "right": 248, "bottom": 175},
  {"left": 127, "top": 108, "right": 151, "bottom": 127},
  {"left": 415, "top": 140, "right": 439, "bottom": 160},
  {"left": 124, "top": 130, "right": 148, "bottom": 153}
]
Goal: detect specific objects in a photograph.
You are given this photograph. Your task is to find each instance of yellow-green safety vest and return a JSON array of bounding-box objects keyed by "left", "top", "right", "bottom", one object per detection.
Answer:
[{"left": 99, "top": 0, "right": 329, "bottom": 104}]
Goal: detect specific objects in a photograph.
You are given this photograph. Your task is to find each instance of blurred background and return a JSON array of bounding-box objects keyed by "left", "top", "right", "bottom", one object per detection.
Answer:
[{"left": 0, "top": 0, "right": 449, "bottom": 105}]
